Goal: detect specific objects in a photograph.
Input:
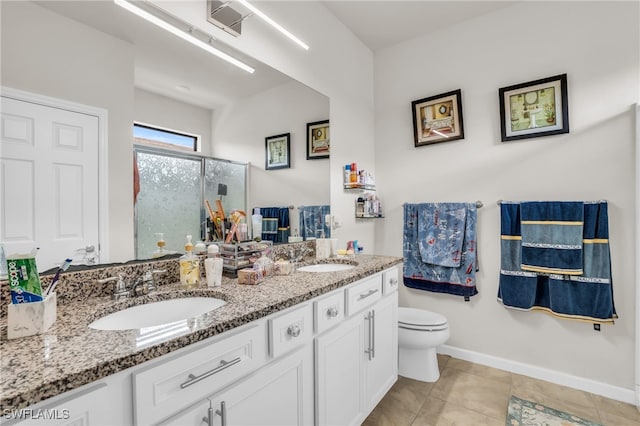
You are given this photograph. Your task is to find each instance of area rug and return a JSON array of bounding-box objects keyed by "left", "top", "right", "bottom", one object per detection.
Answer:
[{"left": 506, "top": 396, "right": 603, "bottom": 426}]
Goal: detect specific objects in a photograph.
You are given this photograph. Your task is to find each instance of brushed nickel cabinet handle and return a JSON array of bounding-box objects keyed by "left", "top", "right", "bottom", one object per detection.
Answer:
[
  {"left": 180, "top": 357, "right": 241, "bottom": 389},
  {"left": 358, "top": 288, "right": 379, "bottom": 300}
]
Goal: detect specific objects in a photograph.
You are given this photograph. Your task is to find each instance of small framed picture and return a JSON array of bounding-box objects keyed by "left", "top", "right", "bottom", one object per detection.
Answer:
[
  {"left": 265, "top": 133, "right": 290, "bottom": 170},
  {"left": 306, "top": 120, "right": 330, "bottom": 159},
  {"left": 499, "top": 74, "right": 569, "bottom": 142},
  {"left": 411, "top": 89, "right": 464, "bottom": 147}
]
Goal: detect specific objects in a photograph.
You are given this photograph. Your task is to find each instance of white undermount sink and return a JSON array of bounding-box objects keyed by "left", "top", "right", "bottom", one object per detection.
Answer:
[
  {"left": 88, "top": 297, "right": 226, "bottom": 331},
  {"left": 296, "top": 263, "right": 355, "bottom": 273}
]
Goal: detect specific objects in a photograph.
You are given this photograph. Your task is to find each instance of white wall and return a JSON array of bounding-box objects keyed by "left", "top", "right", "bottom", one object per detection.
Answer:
[
  {"left": 134, "top": 88, "right": 213, "bottom": 155},
  {"left": 151, "top": 0, "right": 376, "bottom": 252},
  {"left": 374, "top": 1, "right": 638, "bottom": 394},
  {"left": 1, "top": 1, "right": 136, "bottom": 262},
  {"left": 212, "top": 80, "right": 330, "bottom": 233}
]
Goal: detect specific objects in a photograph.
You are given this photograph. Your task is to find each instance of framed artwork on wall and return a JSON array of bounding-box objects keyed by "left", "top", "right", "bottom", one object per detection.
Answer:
[
  {"left": 265, "top": 133, "right": 290, "bottom": 170},
  {"left": 306, "top": 120, "right": 330, "bottom": 159},
  {"left": 411, "top": 89, "right": 464, "bottom": 147},
  {"left": 499, "top": 73, "right": 569, "bottom": 142}
]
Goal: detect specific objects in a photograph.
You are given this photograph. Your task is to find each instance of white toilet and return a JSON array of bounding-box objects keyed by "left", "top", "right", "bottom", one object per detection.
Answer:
[{"left": 398, "top": 307, "right": 450, "bottom": 382}]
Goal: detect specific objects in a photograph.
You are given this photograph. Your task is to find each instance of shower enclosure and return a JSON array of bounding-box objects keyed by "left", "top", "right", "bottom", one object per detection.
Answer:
[{"left": 134, "top": 146, "right": 247, "bottom": 259}]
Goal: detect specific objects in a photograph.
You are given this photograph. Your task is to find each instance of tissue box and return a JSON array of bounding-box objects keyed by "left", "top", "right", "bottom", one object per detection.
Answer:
[{"left": 7, "top": 292, "right": 57, "bottom": 339}]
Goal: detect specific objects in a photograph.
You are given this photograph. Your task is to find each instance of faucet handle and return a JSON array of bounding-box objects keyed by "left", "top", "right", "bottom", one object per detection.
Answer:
[
  {"left": 99, "top": 273, "right": 130, "bottom": 300},
  {"left": 143, "top": 269, "right": 166, "bottom": 290}
]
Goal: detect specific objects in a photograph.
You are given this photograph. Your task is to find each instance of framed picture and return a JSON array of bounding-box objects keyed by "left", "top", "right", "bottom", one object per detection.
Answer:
[
  {"left": 499, "top": 73, "right": 569, "bottom": 142},
  {"left": 411, "top": 89, "right": 464, "bottom": 147},
  {"left": 265, "top": 133, "right": 290, "bottom": 170},
  {"left": 306, "top": 120, "right": 330, "bottom": 159}
]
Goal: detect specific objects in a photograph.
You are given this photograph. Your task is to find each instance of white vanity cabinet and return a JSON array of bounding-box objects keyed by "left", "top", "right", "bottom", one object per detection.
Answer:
[
  {"left": 316, "top": 267, "right": 399, "bottom": 426},
  {"left": 206, "top": 344, "right": 314, "bottom": 426},
  {"left": 9, "top": 264, "right": 401, "bottom": 426},
  {"left": 132, "top": 322, "right": 268, "bottom": 425},
  {"left": 159, "top": 344, "right": 313, "bottom": 426}
]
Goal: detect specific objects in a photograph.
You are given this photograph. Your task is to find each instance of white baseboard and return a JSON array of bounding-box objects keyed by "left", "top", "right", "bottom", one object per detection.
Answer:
[{"left": 438, "top": 344, "right": 637, "bottom": 406}]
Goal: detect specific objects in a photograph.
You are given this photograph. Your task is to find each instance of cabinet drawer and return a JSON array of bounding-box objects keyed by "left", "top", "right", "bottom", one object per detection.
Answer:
[
  {"left": 269, "top": 303, "right": 313, "bottom": 358},
  {"left": 315, "top": 289, "right": 345, "bottom": 334},
  {"left": 345, "top": 274, "right": 382, "bottom": 316},
  {"left": 133, "top": 323, "right": 266, "bottom": 426},
  {"left": 383, "top": 266, "right": 400, "bottom": 295}
]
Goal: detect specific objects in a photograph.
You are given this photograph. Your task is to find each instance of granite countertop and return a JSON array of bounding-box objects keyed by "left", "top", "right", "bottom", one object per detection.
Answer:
[{"left": 0, "top": 254, "right": 402, "bottom": 411}]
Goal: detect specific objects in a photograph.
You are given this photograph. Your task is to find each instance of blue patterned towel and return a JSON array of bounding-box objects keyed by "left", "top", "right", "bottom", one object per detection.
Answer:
[
  {"left": 403, "top": 203, "right": 478, "bottom": 298},
  {"left": 498, "top": 201, "right": 617, "bottom": 324},
  {"left": 520, "top": 201, "right": 584, "bottom": 275},
  {"left": 418, "top": 203, "right": 467, "bottom": 267}
]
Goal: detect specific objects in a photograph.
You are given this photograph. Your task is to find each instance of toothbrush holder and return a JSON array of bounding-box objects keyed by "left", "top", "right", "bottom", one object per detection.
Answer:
[{"left": 7, "top": 292, "right": 57, "bottom": 339}]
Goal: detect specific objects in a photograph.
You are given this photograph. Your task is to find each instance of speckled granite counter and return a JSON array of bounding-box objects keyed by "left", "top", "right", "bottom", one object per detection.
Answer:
[{"left": 0, "top": 254, "right": 402, "bottom": 411}]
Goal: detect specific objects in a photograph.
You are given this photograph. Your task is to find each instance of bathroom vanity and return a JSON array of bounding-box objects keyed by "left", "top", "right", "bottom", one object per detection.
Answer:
[{"left": 0, "top": 254, "right": 401, "bottom": 425}]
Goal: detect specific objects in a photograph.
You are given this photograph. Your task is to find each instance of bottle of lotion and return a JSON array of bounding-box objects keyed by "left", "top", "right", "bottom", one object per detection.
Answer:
[
  {"left": 205, "top": 244, "right": 223, "bottom": 287},
  {"left": 179, "top": 235, "right": 200, "bottom": 286}
]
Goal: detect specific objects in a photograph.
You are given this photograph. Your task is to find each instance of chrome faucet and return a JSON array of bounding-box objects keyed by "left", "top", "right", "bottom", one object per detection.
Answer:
[{"left": 98, "top": 269, "right": 166, "bottom": 300}]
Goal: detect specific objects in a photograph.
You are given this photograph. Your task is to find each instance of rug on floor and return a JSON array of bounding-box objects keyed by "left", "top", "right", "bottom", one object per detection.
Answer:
[{"left": 506, "top": 395, "right": 603, "bottom": 426}]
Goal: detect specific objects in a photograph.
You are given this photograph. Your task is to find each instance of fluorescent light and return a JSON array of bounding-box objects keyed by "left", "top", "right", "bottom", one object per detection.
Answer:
[
  {"left": 114, "top": 0, "right": 255, "bottom": 73},
  {"left": 236, "top": 0, "right": 309, "bottom": 50}
]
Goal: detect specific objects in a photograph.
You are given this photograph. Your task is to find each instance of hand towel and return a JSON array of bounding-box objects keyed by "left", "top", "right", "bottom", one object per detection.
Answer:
[
  {"left": 417, "top": 203, "right": 467, "bottom": 267},
  {"left": 520, "top": 201, "right": 584, "bottom": 275}
]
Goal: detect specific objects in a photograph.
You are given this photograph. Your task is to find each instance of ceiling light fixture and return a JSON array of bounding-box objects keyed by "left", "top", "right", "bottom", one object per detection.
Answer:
[
  {"left": 235, "top": 0, "right": 310, "bottom": 50},
  {"left": 114, "top": 0, "right": 255, "bottom": 74}
]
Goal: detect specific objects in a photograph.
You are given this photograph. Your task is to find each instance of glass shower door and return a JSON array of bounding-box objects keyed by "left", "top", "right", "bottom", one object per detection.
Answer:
[{"left": 135, "top": 149, "right": 202, "bottom": 259}]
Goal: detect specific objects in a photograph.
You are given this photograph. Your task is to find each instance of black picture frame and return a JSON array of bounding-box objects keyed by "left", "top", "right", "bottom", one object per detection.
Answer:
[
  {"left": 306, "top": 120, "right": 330, "bottom": 159},
  {"left": 499, "top": 73, "right": 569, "bottom": 142},
  {"left": 411, "top": 89, "right": 464, "bottom": 147},
  {"left": 265, "top": 133, "right": 290, "bottom": 170}
]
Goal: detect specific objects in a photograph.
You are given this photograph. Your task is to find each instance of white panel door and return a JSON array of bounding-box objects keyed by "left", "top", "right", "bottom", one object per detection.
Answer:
[{"left": 1, "top": 96, "right": 100, "bottom": 271}]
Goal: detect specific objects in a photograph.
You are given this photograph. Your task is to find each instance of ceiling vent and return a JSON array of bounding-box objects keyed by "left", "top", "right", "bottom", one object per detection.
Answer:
[{"left": 207, "top": 0, "right": 244, "bottom": 37}]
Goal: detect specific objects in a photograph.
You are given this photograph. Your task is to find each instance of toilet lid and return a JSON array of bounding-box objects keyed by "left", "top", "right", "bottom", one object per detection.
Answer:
[{"left": 398, "top": 307, "right": 448, "bottom": 327}]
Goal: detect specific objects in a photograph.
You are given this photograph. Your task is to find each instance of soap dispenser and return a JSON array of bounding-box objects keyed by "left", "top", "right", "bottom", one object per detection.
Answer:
[
  {"left": 151, "top": 233, "right": 166, "bottom": 258},
  {"left": 179, "top": 235, "right": 200, "bottom": 286}
]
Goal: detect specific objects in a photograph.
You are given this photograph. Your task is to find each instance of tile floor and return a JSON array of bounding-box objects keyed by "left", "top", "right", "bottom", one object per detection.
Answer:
[{"left": 363, "top": 355, "right": 640, "bottom": 426}]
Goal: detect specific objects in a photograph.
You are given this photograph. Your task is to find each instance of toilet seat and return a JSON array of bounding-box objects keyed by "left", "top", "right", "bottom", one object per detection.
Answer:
[{"left": 399, "top": 307, "right": 448, "bottom": 332}]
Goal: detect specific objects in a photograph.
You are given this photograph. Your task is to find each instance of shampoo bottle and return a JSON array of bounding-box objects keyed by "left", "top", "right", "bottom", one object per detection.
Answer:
[{"left": 179, "top": 235, "right": 200, "bottom": 286}]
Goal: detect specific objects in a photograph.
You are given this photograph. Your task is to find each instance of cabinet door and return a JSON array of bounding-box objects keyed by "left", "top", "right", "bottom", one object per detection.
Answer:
[
  {"left": 207, "top": 345, "right": 314, "bottom": 426},
  {"left": 363, "top": 292, "right": 398, "bottom": 411},
  {"left": 158, "top": 400, "right": 211, "bottom": 426},
  {"left": 13, "top": 383, "right": 124, "bottom": 426},
  {"left": 315, "top": 313, "right": 366, "bottom": 426}
]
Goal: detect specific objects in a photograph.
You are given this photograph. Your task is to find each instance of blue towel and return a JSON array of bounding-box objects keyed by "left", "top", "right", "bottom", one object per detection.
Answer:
[
  {"left": 520, "top": 201, "right": 584, "bottom": 275},
  {"left": 403, "top": 203, "right": 478, "bottom": 298},
  {"left": 418, "top": 203, "right": 467, "bottom": 267},
  {"left": 299, "top": 205, "right": 330, "bottom": 240},
  {"left": 498, "top": 201, "right": 617, "bottom": 324}
]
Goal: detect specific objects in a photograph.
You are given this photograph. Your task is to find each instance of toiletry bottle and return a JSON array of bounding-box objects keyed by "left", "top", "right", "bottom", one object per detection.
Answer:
[
  {"left": 205, "top": 244, "right": 223, "bottom": 287},
  {"left": 152, "top": 233, "right": 166, "bottom": 258},
  {"left": 344, "top": 164, "right": 351, "bottom": 185},
  {"left": 194, "top": 240, "right": 207, "bottom": 254},
  {"left": 179, "top": 235, "right": 200, "bottom": 286},
  {"left": 252, "top": 208, "right": 263, "bottom": 240},
  {"left": 350, "top": 163, "right": 358, "bottom": 183}
]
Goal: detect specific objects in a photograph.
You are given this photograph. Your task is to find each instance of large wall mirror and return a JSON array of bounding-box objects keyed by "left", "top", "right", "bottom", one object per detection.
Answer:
[{"left": 5, "top": 1, "right": 329, "bottom": 266}]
